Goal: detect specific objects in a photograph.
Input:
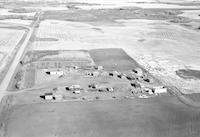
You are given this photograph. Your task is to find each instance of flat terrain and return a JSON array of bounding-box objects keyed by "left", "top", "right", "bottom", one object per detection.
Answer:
[
  {"left": 0, "top": 27, "right": 26, "bottom": 83},
  {"left": 89, "top": 48, "right": 141, "bottom": 71},
  {"left": 1, "top": 0, "right": 200, "bottom": 137},
  {"left": 30, "top": 17, "right": 200, "bottom": 93},
  {"left": 4, "top": 96, "right": 200, "bottom": 137}
]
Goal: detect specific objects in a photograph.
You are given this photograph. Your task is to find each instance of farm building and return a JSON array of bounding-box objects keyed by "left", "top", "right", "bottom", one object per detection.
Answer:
[
  {"left": 94, "top": 66, "right": 103, "bottom": 70},
  {"left": 86, "top": 71, "right": 99, "bottom": 77},
  {"left": 132, "top": 68, "right": 143, "bottom": 77},
  {"left": 45, "top": 95, "right": 53, "bottom": 100},
  {"left": 46, "top": 70, "right": 64, "bottom": 76},
  {"left": 153, "top": 86, "right": 167, "bottom": 94},
  {"left": 66, "top": 85, "right": 81, "bottom": 91},
  {"left": 41, "top": 93, "right": 54, "bottom": 100},
  {"left": 73, "top": 90, "right": 81, "bottom": 94}
]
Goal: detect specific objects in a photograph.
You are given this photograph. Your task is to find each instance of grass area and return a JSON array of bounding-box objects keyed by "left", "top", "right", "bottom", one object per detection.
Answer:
[{"left": 3, "top": 95, "right": 200, "bottom": 137}]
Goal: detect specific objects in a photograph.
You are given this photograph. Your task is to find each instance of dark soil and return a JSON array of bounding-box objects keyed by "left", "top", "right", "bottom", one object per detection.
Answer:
[
  {"left": 89, "top": 48, "right": 142, "bottom": 71},
  {"left": 176, "top": 69, "right": 200, "bottom": 80}
]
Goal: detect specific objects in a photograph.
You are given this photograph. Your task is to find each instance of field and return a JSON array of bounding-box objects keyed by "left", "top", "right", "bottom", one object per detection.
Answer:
[
  {"left": 176, "top": 69, "right": 200, "bottom": 80},
  {"left": 89, "top": 48, "right": 142, "bottom": 71},
  {"left": 178, "top": 10, "right": 200, "bottom": 20},
  {"left": 0, "top": 28, "right": 25, "bottom": 54},
  {"left": 3, "top": 95, "right": 200, "bottom": 137},
  {"left": 0, "top": 6, "right": 35, "bottom": 84},
  {"left": 0, "top": 19, "right": 33, "bottom": 26},
  {"left": 0, "top": 8, "right": 35, "bottom": 16},
  {"left": 0, "top": 27, "right": 26, "bottom": 83}
]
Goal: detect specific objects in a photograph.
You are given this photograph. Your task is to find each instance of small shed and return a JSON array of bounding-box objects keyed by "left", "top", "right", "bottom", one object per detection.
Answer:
[
  {"left": 73, "top": 66, "right": 78, "bottom": 69},
  {"left": 153, "top": 86, "right": 167, "bottom": 94},
  {"left": 144, "top": 88, "right": 154, "bottom": 95},
  {"left": 132, "top": 68, "right": 143, "bottom": 77},
  {"left": 73, "top": 90, "right": 81, "bottom": 94},
  {"left": 131, "top": 82, "right": 141, "bottom": 88},
  {"left": 94, "top": 66, "right": 103, "bottom": 70},
  {"left": 46, "top": 71, "right": 64, "bottom": 76},
  {"left": 44, "top": 95, "right": 53, "bottom": 100},
  {"left": 117, "top": 74, "right": 126, "bottom": 79},
  {"left": 126, "top": 76, "right": 135, "bottom": 81},
  {"left": 87, "top": 71, "right": 99, "bottom": 77},
  {"left": 106, "top": 87, "right": 114, "bottom": 92}
]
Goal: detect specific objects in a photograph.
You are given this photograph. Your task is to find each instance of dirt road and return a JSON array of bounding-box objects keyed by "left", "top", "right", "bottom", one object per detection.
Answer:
[{"left": 0, "top": 11, "right": 42, "bottom": 102}]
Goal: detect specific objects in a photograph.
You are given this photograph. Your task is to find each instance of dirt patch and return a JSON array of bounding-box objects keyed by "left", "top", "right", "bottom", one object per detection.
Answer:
[{"left": 176, "top": 69, "right": 200, "bottom": 80}]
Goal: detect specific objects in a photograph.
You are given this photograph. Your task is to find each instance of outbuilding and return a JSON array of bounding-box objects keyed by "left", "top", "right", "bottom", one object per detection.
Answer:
[
  {"left": 132, "top": 68, "right": 143, "bottom": 77},
  {"left": 153, "top": 86, "right": 167, "bottom": 94},
  {"left": 73, "top": 90, "right": 81, "bottom": 94},
  {"left": 94, "top": 66, "right": 103, "bottom": 70},
  {"left": 46, "top": 71, "right": 64, "bottom": 76},
  {"left": 44, "top": 93, "right": 53, "bottom": 100}
]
